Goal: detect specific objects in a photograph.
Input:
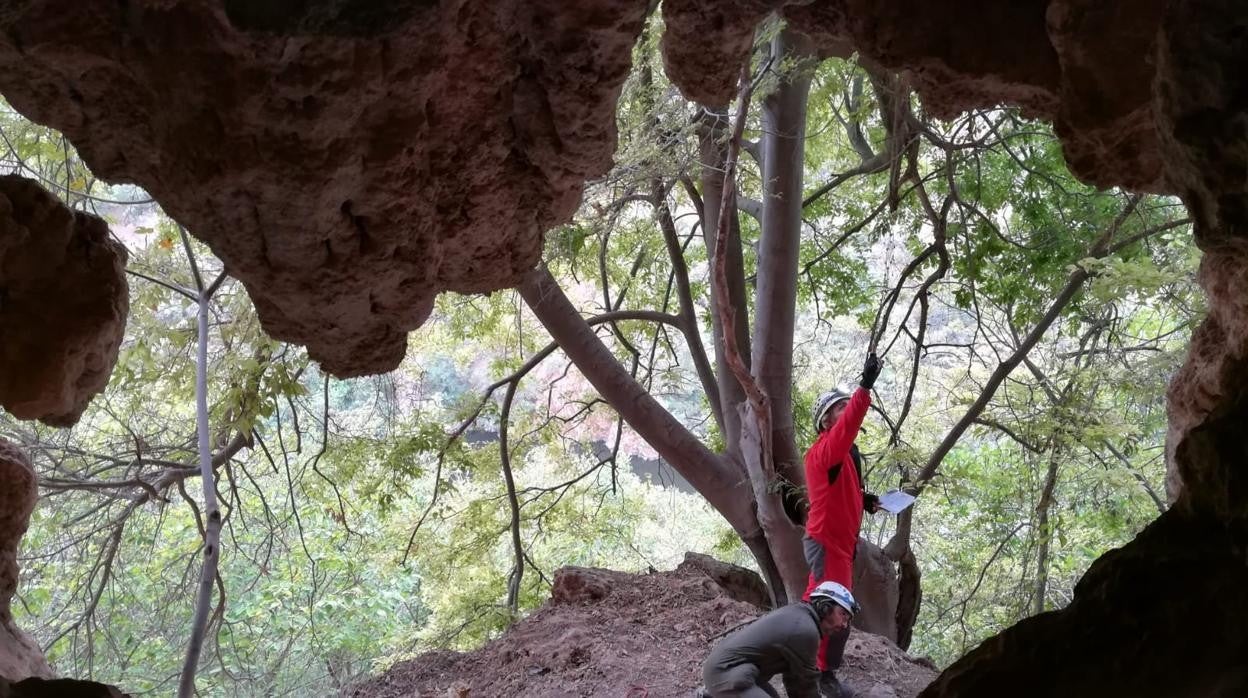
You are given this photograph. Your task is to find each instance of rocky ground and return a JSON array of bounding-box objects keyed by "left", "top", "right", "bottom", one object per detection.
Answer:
[{"left": 349, "top": 554, "right": 937, "bottom": 698}]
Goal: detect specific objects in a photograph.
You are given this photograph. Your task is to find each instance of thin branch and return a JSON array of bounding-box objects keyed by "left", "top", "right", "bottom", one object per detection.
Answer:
[
  {"left": 711, "top": 63, "right": 770, "bottom": 444},
  {"left": 126, "top": 269, "right": 197, "bottom": 301},
  {"left": 499, "top": 380, "right": 525, "bottom": 615},
  {"left": 912, "top": 195, "right": 1143, "bottom": 490},
  {"left": 178, "top": 225, "right": 205, "bottom": 294},
  {"left": 654, "top": 178, "right": 723, "bottom": 433}
]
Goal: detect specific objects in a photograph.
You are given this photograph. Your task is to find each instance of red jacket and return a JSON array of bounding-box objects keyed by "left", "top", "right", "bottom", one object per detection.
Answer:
[{"left": 804, "top": 387, "right": 871, "bottom": 556}]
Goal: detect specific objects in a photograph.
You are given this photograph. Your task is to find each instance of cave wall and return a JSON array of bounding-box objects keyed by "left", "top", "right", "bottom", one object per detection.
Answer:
[
  {"left": 1, "top": 170, "right": 127, "bottom": 680},
  {"left": 0, "top": 440, "right": 52, "bottom": 681},
  {"left": 0, "top": 0, "right": 648, "bottom": 377},
  {"left": 663, "top": 0, "right": 1167, "bottom": 192},
  {"left": 0, "top": 175, "right": 129, "bottom": 427}
]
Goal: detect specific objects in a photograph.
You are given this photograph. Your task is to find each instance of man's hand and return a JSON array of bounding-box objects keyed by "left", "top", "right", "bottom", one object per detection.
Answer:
[
  {"left": 861, "top": 352, "right": 882, "bottom": 389},
  {"left": 865, "top": 492, "right": 882, "bottom": 514}
]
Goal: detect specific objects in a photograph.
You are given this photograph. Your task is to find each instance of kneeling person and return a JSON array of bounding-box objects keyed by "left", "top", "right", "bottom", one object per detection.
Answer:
[{"left": 701, "top": 582, "right": 859, "bottom": 698}]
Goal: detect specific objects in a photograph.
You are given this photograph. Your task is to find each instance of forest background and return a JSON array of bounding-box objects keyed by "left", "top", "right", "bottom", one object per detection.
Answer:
[{"left": 1, "top": 16, "right": 1197, "bottom": 696}]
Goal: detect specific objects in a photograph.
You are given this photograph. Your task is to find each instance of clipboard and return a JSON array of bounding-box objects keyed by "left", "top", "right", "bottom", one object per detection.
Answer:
[{"left": 877, "top": 489, "right": 916, "bottom": 515}]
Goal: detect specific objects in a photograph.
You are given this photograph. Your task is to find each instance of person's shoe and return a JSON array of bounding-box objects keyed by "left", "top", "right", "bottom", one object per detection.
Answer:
[{"left": 819, "top": 671, "right": 857, "bottom": 698}]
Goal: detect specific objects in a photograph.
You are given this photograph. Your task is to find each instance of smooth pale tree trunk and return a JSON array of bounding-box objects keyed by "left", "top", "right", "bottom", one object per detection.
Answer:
[
  {"left": 178, "top": 287, "right": 219, "bottom": 697},
  {"left": 754, "top": 29, "right": 813, "bottom": 487},
  {"left": 697, "top": 108, "right": 805, "bottom": 599},
  {"left": 745, "top": 28, "right": 817, "bottom": 602}
]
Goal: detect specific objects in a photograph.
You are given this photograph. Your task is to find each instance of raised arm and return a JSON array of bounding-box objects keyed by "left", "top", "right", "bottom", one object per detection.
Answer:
[{"left": 806, "top": 388, "right": 871, "bottom": 469}]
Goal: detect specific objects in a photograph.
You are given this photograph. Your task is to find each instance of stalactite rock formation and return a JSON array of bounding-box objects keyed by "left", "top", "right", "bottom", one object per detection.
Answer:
[{"left": 0, "top": 175, "right": 128, "bottom": 427}]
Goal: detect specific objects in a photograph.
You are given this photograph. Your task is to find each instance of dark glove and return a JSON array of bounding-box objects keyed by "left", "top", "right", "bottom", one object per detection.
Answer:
[
  {"left": 863, "top": 492, "right": 880, "bottom": 514},
  {"left": 860, "top": 352, "right": 882, "bottom": 389}
]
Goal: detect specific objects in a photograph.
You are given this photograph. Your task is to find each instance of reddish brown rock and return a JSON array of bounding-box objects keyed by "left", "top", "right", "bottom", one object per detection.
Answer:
[
  {"left": 809, "top": 0, "right": 1060, "bottom": 120},
  {"left": 659, "top": 1, "right": 1248, "bottom": 693},
  {"left": 1, "top": 1, "right": 1246, "bottom": 694},
  {"left": 663, "top": 0, "right": 1168, "bottom": 190},
  {"left": 549, "top": 566, "right": 614, "bottom": 605},
  {"left": 677, "top": 550, "right": 770, "bottom": 608},
  {"left": 1045, "top": 0, "right": 1168, "bottom": 192},
  {"left": 913, "top": 1, "right": 1248, "bottom": 695},
  {"left": 0, "top": 440, "right": 52, "bottom": 681},
  {"left": 0, "top": 676, "right": 130, "bottom": 697},
  {"left": 1155, "top": 0, "right": 1248, "bottom": 518},
  {"left": 0, "top": 0, "right": 647, "bottom": 377},
  {"left": 919, "top": 511, "right": 1248, "bottom": 697},
  {"left": 663, "top": 1, "right": 1059, "bottom": 118},
  {"left": 660, "top": 0, "right": 776, "bottom": 107},
  {"left": 0, "top": 175, "right": 128, "bottom": 426}
]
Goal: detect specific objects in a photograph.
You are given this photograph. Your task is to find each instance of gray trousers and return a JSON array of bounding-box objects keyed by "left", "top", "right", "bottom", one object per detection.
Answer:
[
  {"left": 704, "top": 663, "right": 782, "bottom": 698},
  {"left": 803, "top": 533, "right": 827, "bottom": 580}
]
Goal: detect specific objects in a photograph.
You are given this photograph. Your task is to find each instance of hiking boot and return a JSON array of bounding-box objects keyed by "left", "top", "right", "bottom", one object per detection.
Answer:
[{"left": 819, "top": 672, "right": 857, "bottom": 698}]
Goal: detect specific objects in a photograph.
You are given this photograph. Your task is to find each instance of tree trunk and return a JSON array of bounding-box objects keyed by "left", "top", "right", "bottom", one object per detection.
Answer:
[
  {"left": 178, "top": 288, "right": 220, "bottom": 698},
  {"left": 697, "top": 111, "right": 751, "bottom": 458},
  {"left": 752, "top": 28, "right": 814, "bottom": 490},
  {"left": 894, "top": 549, "right": 922, "bottom": 650},
  {"left": 517, "top": 267, "right": 786, "bottom": 589},
  {"left": 740, "top": 27, "right": 817, "bottom": 602},
  {"left": 1032, "top": 451, "right": 1061, "bottom": 615},
  {"left": 738, "top": 403, "right": 808, "bottom": 603}
]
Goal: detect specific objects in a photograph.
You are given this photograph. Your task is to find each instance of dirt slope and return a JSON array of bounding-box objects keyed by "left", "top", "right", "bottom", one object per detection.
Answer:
[{"left": 350, "top": 557, "right": 936, "bottom": 698}]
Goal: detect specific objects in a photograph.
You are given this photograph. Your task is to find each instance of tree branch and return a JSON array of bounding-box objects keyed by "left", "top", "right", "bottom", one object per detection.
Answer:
[
  {"left": 654, "top": 179, "right": 723, "bottom": 433},
  {"left": 912, "top": 195, "right": 1143, "bottom": 490},
  {"left": 499, "top": 379, "right": 525, "bottom": 615},
  {"left": 518, "top": 266, "right": 748, "bottom": 520},
  {"left": 178, "top": 283, "right": 220, "bottom": 697}
]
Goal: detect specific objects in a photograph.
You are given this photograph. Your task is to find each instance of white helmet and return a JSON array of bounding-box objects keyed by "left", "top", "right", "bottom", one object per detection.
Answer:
[
  {"left": 810, "top": 580, "right": 859, "bottom": 617},
  {"left": 812, "top": 389, "right": 852, "bottom": 433}
]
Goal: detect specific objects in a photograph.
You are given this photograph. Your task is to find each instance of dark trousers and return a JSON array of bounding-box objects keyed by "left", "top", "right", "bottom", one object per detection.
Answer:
[
  {"left": 821, "top": 624, "right": 851, "bottom": 672},
  {"left": 704, "top": 663, "right": 782, "bottom": 698}
]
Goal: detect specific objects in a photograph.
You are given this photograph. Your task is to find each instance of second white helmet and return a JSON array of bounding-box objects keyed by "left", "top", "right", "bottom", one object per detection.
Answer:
[{"left": 810, "top": 580, "right": 859, "bottom": 617}]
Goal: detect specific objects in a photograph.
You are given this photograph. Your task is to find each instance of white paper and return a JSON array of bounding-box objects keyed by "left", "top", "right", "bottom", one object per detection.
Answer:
[{"left": 877, "top": 490, "right": 916, "bottom": 515}]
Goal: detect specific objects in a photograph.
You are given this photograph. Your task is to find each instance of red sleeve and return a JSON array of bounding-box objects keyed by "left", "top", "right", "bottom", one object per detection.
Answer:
[{"left": 806, "top": 388, "right": 871, "bottom": 473}]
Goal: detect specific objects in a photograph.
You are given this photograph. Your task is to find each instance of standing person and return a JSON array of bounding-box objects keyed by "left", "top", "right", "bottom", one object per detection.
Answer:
[
  {"left": 803, "top": 352, "right": 883, "bottom": 697},
  {"left": 700, "top": 582, "right": 861, "bottom": 698}
]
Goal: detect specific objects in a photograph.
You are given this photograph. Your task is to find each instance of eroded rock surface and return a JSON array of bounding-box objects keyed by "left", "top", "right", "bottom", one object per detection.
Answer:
[
  {"left": 920, "top": 511, "right": 1248, "bottom": 697},
  {"left": 0, "top": 0, "right": 647, "bottom": 376},
  {"left": 0, "top": 440, "right": 52, "bottom": 681},
  {"left": 0, "top": 175, "right": 128, "bottom": 426},
  {"left": 873, "top": 0, "right": 1246, "bottom": 695},
  {"left": 660, "top": 0, "right": 776, "bottom": 107},
  {"left": 0, "top": 676, "right": 130, "bottom": 698},
  {"left": 1, "top": 1, "right": 1246, "bottom": 693},
  {"left": 677, "top": 550, "right": 770, "bottom": 608},
  {"left": 662, "top": 0, "right": 1167, "bottom": 191}
]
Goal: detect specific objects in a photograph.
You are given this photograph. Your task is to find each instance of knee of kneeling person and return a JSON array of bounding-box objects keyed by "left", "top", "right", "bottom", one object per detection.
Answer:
[{"left": 704, "top": 662, "right": 760, "bottom": 692}]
